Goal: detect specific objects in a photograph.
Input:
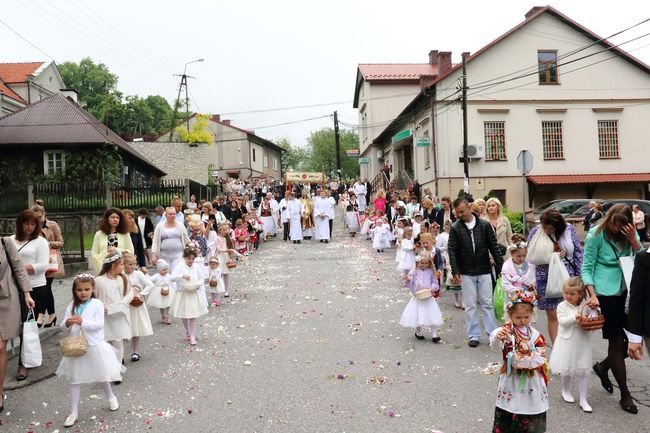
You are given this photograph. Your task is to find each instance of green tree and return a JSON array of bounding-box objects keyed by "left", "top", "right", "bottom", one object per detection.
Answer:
[
  {"left": 304, "top": 127, "right": 359, "bottom": 179},
  {"left": 58, "top": 57, "right": 119, "bottom": 119},
  {"left": 144, "top": 95, "right": 174, "bottom": 134},
  {"left": 276, "top": 137, "right": 309, "bottom": 173}
]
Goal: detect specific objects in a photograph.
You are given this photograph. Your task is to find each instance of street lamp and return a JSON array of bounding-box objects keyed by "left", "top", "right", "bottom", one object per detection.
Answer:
[{"left": 171, "top": 58, "right": 205, "bottom": 139}]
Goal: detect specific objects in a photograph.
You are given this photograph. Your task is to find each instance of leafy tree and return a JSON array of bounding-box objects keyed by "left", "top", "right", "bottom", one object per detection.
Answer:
[
  {"left": 58, "top": 57, "right": 118, "bottom": 119},
  {"left": 304, "top": 127, "right": 359, "bottom": 179},
  {"left": 175, "top": 114, "right": 215, "bottom": 144},
  {"left": 276, "top": 137, "right": 309, "bottom": 173},
  {"left": 144, "top": 95, "right": 174, "bottom": 134}
]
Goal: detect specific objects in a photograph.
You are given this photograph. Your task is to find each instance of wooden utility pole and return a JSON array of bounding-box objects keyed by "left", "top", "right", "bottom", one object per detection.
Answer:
[
  {"left": 461, "top": 52, "right": 470, "bottom": 184},
  {"left": 334, "top": 111, "right": 342, "bottom": 179}
]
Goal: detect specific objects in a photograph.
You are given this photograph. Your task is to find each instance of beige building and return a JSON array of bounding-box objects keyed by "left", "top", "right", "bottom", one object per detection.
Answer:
[
  {"left": 157, "top": 114, "right": 283, "bottom": 181},
  {"left": 0, "top": 61, "right": 71, "bottom": 116},
  {"left": 365, "top": 6, "right": 650, "bottom": 210}
]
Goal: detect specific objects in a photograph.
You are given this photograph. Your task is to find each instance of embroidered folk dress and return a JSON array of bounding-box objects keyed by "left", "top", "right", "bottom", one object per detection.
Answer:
[{"left": 489, "top": 323, "right": 549, "bottom": 416}]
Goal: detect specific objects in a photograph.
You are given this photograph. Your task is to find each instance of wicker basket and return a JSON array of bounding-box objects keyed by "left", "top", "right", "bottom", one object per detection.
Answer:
[
  {"left": 160, "top": 284, "right": 170, "bottom": 297},
  {"left": 209, "top": 278, "right": 219, "bottom": 288},
  {"left": 226, "top": 260, "right": 237, "bottom": 269},
  {"left": 130, "top": 297, "right": 143, "bottom": 307},
  {"left": 414, "top": 289, "right": 433, "bottom": 300},
  {"left": 60, "top": 328, "right": 88, "bottom": 357},
  {"left": 577, "top": 305, "right": 605, "bottom": 331}
]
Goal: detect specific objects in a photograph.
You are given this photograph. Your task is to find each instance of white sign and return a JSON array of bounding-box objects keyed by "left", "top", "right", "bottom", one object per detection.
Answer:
[
  {"left": 517, "top": 150, "right": 534, "bottom": 175},
  {"left": 211, "top": 170, "right": 219, "bottom": 177}
]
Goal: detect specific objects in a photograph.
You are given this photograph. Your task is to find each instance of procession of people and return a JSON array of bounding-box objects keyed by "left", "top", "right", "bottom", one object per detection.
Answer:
[{"left": 1, "top": 175, "right": 649, "bottom": 431}]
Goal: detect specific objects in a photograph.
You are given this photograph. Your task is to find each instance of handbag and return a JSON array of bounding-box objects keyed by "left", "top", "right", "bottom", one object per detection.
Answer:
[
  {"left": 546, "top": 252, "right": 570, "bottom": 298},
  {"left": 493, "top": 278, "right": 506, "bottom": 324},
  {"left": 21, "top": 309, "right": 43, "bottom": 368},
  {"left": 60, "top": 326, "right": 88, "bottom": 357},
  {"left": 48, "top": 248, "right": 65, "bottom": 279},
  {"left": 526, "top": 228, "right": 555, "bottom": 265}
]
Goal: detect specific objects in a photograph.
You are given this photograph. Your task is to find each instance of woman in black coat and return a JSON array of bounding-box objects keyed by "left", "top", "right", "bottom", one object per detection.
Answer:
[{"left": 628, "top": 249, "right": 650, "bottom": 360}]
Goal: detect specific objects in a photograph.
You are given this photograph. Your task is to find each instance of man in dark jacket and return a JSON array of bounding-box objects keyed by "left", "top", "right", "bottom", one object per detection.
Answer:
[{"left": 448, "top": 197, "right": 504, "bottom": 347}]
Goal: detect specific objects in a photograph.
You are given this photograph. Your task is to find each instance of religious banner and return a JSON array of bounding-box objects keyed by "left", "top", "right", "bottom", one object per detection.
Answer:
[{"left": 284, "top": 171, "right": 325, "bottom": 184}]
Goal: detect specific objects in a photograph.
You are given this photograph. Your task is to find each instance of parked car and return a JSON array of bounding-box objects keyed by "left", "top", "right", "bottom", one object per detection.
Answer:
[
  {"left": 567, "top": 199, "right": 650, "bottom": 241},
  {"left": 527, "top": 199, "right": 597, "bottom": 226}
]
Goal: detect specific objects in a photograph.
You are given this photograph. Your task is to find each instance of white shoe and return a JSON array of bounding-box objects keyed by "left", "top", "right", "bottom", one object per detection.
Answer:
[
  {"left": 109, "top": 397, "right": 119, "bottom": 411},
  {"left": 64, "top": 414, "right": 77, "bottom": 427},
  {"left": 580, "top": 401, "right": 592, "bottom": 413},
  {"left": 562, "top": 390, "right": 575, "bottom": 403}
]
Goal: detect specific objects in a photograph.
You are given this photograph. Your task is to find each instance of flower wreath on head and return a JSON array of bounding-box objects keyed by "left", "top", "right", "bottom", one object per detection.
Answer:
[
  {"left": 506, "top": 241, "right": 528, "bottom": 253},
  {"left": 504, "top": 289, "right": 537, "bottom": 311}
]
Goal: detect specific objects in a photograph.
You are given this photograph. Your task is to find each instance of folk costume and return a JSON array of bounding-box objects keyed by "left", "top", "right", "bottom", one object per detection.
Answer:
[
  {"left": 257, "top": 200, "right": 276, "bottom": 237},
  {"left": 345, "top": 195, "right": 360, "bottom": 235}
]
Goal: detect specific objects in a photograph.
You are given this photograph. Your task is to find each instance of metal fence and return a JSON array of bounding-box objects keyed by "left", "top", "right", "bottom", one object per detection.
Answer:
[
  {"left": 111, "top": 179, "right": 186, "bottom": 210},
  {"left": 0, "top": 215, "right": 86, "bottom": 264}
]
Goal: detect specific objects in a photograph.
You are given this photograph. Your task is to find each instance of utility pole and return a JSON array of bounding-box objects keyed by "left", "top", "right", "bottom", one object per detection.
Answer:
[
  {"left": 461, "top": 52, "right": 470, "bottom": 187},
  {"left": 169, "top": 58, "right": 204, "bottom": 142},
  {"left": 334, "top": 111, "right": 342, "bottom": 179}
]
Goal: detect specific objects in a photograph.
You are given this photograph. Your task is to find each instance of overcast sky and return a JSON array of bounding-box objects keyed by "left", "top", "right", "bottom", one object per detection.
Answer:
[{"left": 2, "top": 0, "right": 650, "bottom": 146}]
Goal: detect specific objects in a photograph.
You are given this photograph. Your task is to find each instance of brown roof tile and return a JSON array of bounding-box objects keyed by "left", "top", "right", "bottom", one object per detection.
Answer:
[
  {"left": 0, "top": 62, "right": 45, "bottom": 83},
  {"left": 358, "top": 64, "right": 437, "bottom": 81},
  {"left": 528, "top": 173, "right": 650, "bottom": 185}
]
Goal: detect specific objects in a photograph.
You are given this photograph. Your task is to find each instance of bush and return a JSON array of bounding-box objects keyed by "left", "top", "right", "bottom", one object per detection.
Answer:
[{"left": 504, "top": 208, "right": 523, "bottom": 235}]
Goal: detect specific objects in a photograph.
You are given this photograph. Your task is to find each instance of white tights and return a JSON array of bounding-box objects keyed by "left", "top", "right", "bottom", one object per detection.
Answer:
[
  {"left": 222, "top": 274, "right": 231, "bottom": 296},
  {"left": 181, "top": 318, "right": 197, "bottom": 339},
  {"left": 70, "top": 382, "right": 114, "bottom": 417},
  {"left": 561, "top": 374, "right": 589, "bottom": 404},
  {"left": 159, "top": 307, "right": 170, "bottom": 319}
]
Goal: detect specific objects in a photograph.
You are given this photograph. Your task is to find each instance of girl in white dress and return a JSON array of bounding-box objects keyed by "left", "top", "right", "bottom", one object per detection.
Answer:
[
  {"left": 372, "top": 218, "right": 392, "bottom": 252},
  {"left": 95, "top": 251, "right": 133, "bottom": 366},
  {"left": 206, "top": 256, "right": 225, "bottom": 307},
  {"left": 57, "top": 274, "right": 122, "bottom": 428},
  {"left": 490, "top": 291, "right": 548, "bottom": 433},
  {"left": 399, "top": 251, "right": 443, "bottom": 342},
  {"left": 393, "top": 219, "right": 406, "bottom": 264},
  {"left": 123, "top": 253, "right": 154, "bottom": 362},
  {"left": 397, "top": 227, "right": 416, "bottom": 275},
  {"left": 148, "top": 260, "right": 174, "bottom": 324},
  {"left": 171, "top": 246, "right": 208, "bottom": 346},
  {"left": 549, "top": 276, "right": 593, "bottom": 413},
  {"left": 216, "top": 224, "right": 237, "bottom": 298}
]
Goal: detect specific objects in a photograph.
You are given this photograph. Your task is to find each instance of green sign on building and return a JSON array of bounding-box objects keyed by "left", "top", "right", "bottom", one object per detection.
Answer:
[
  {"left": 359, "top": 157, "right": 369, "bottom": 165},
  {"left": 391, "top": 129, "right": 412, "bottom": 144},
  {"left": 415, "top": 136, "right": 431, "bottom": 147}
]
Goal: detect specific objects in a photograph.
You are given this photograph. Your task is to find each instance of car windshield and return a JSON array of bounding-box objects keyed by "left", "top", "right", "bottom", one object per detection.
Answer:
[
  {"left": 554, "top": 202, "right": 586, "bottom": 214},
  {"left": 571, "top": 204, "right": 591, "bottom": 217},
  {"left": 533, "top": 200, "right": 560, "bottom": 213}
]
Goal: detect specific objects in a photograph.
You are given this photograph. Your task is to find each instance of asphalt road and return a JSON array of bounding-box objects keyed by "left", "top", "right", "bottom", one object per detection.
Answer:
[{"left": 2, "top": 221, "right": 649, "bottom": 433}]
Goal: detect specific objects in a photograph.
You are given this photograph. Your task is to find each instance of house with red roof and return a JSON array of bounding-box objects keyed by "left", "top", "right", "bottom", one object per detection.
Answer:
[
  {"left": 363, "top": 6, "right": 650, "bottom": 210},
  {"left": 353, "top": 53, "right": 452, "bottom": 181},
  {"left": 155, "top": 114, "right": 283, "bottom": 181},
  {"left": 0, "top": 61, "right": 69, "bottom": 116}
]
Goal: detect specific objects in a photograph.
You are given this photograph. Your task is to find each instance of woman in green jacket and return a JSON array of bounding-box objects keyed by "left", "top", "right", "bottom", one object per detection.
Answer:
[{"left": 581, "top": 204, "right": 644, "bottom": 414}]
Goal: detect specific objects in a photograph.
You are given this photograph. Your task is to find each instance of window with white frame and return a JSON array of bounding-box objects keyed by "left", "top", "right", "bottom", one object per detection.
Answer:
[
  {"left": 43, "top": 150, "right": 65, "bottom": 175},
  {"left": 272, "top": 157, "right": 278, "bottom": 171},
  {"left": 598, "top": 120, "right": 619, "bottom": 159},
  {"left": 483, "top": 121, "right": 506, "bottom": 161},
  {"left": 541, "top": 121, "right": 564, "bottom": 159},
  {"left": 263, "top": 155, "right": 269, "bottom": 167}
]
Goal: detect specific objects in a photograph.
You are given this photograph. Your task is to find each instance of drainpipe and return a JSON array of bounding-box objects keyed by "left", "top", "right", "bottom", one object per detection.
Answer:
[{"left": 430, "top": 85, "right": 439, "bottom": 197}]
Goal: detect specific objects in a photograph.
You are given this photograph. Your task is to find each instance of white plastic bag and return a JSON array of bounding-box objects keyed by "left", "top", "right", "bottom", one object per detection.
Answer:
[
  {"left": 546, "top": 252, "right": 570, "bottom": 298},
  {"left": 21, "top": 309, "right": 42, "bottom": 368},
  {"left": 526, "top": 228, "right": 555, "bottom": 265}
]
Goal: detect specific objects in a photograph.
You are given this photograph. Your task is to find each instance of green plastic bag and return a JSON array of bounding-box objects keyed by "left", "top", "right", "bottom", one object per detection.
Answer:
[{"left": 493, "top": 278, "right": 506, "bottom": 324}]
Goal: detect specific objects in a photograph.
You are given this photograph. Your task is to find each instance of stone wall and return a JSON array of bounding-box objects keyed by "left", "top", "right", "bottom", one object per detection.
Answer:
[{"left": 131, "top": 141, "right": 211, "bottom": 184}]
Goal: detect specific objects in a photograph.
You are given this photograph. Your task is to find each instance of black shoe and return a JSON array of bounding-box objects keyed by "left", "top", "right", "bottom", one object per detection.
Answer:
[
  {"left": 113, "top": 380, "right": 122, "bottom": 385},
  {"left": 292, "top": 241, "right": 297, "bottom": 244},
  {"left": 131, "top": 353, "right": 140, "bottom": 362},
  {"left": 297, "top": 240, "right": 301, "bottom": 244},
  {"left": 593, "top": 362, "right": 614, "bottom": 394},
  {"left": 324, "top": 240, "right": 329, "bottom": 243},
  {"left": 468, "top": 340, "right": 480, "bottom": 348},
  {"left": 620, "top": 396, "right": 638, "bottom": 414},
  {"left": 43, "top": 317, "right": 57, "bottom": 328},
  {"left": 432, "top": 337, "right": 441, "bottom": 344},
  {"left": 414, "top": 333, "right": 425, "bottom": 340}
]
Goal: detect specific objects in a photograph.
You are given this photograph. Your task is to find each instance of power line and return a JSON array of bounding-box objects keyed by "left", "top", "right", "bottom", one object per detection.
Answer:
[{"left": 0, "top": 17, "right": 54, "bottom": 60}]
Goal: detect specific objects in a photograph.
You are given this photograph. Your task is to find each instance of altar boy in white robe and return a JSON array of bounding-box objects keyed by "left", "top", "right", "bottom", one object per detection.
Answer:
[
  {"left": 314, "top": 189, "right": 332, "bottom": 243},
  {"left": 286, "top": 192, "right": 305, "bottom": 244}
]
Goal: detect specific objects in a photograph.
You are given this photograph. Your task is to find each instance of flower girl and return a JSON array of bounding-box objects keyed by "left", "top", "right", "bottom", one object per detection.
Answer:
[
  {"left": 171, "top": 246, "right": 208, "bottom": 345},
  {"left": 148, "top": 260, "right": 174, "bottom": 324}
]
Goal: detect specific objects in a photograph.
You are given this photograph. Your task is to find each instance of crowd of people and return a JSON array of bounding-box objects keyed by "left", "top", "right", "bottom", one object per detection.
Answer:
[
  {"left": 1, "top": 176, "right": 649, "bottom": 431},
  {"left": 340, "top": 187, "right": 649, "bottom": 432}
]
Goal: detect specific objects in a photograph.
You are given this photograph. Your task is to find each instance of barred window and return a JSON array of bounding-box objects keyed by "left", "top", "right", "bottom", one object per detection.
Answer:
[
  {"left": 598, "top": 120, "right": 619, "bottom": 159},
  {"left": 483, "top": 121, "right": 506, "bottom": 160},
  {"left": 542, "top": 121, "right": 564, "bottom": 159}
]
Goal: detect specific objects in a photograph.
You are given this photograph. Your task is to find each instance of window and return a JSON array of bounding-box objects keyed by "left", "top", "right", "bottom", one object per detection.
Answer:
[
  {"left": 43, "top": 151, "right": 65, "bottom": 175},
  {"left": 487, "top": 189, "right": 507, "bottom": 206},
  {"left": 538, "top": 50, "right": 558, "bottom": 84},
  {"left": 542, "top": 121, "right": 564, "bottom": 159},
  {"left": 263, "top": 155, "right": 269, "bottom": 167},
  {"left": 598, "top": 120, "right": 619, "bottom": 159},
  {"left": 272, "top": 157, "right": 278, "bottom": 171},
  {"left": 252, "top": 148, "right": 256, "bottom": 162},
  {"left": 423, "top": 130, "right": 431, "bottom": 169},
  {"left": 483, "top": 121, "right": 507, "bottom": 160}
]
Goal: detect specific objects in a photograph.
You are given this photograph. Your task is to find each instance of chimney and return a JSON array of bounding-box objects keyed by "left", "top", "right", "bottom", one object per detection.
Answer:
[
  {"left": 222, "top": 119, "right": 231, "bottom": 126},
  {"left": 437, "top": 51, "right": 452, "bottom": 74},
  {"left": 428, "top": 50, "right": 439, "bottom": 67},
  {"left": 525, "top": 6, "right": 544, "bottom": 19}
]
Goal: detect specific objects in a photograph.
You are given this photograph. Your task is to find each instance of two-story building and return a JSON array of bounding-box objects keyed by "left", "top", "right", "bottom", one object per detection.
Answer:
[
  {"left": 0, "top": 61, "right": 69, "bottom": 116},
  {"left": 365, "top": 5, "right": 650, "bottom": 210},
  {"left": 157, "top": 114, "right": 283, "bottom": 181}
]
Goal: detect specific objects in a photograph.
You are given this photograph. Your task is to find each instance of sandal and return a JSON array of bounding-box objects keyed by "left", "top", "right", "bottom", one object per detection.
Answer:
[
  {"left": 16, "top": 368, "right": 28, "bottom": 382},
  {"left": 592, "top": 362, "right": 614, "bottom": 394}
]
